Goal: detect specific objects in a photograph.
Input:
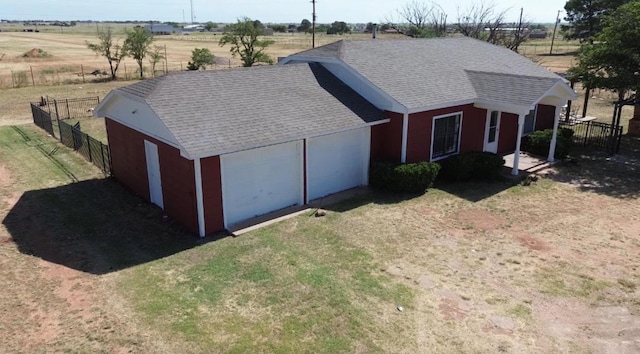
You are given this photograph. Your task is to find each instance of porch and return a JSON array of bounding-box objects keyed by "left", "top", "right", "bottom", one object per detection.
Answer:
[{"left": 503, "top": 152, "right": 556, "bottom": 176}]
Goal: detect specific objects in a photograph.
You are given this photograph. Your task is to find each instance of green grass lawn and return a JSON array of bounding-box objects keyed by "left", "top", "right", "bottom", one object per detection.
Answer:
[{"left": 1, "top": 124, "right": 639, "bottom": 353}]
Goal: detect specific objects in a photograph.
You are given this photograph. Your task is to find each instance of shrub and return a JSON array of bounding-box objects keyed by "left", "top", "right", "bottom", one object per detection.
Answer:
[
  {"left": 524, "top": 128, "right": 574, "bottom": 159},
  {"left": 437, "top": 151, "right": 505, "bottom": 182},
  {"left": 370, "top": 161, "right": 441, "bottom": 194}
]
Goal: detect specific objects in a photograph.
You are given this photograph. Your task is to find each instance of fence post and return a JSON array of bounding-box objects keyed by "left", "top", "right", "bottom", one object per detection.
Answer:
[
  {"left": 583, "top": 121, "right": 590, "bottom": 146},
  {"left": 11, "top": 71, "right": 15, "bottom": 88},
  {"left": 66, "top": 99, "right": 71, "bottom": 119},
  {"left": 86, "top": 134, "right": 92, "bottom": 162},
  {"left": 30, "top": 66, "right": 35, "bottom": 86},
  {"left": 101, "top": 143, "right": 106, "bottom": 172},
  {"left": 81, "top": 64, "right": 85, "bottom": 83}
]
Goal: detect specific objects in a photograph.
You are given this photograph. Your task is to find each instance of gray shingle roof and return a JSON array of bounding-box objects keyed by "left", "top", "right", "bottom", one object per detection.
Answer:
[
  {"left": 289, "top": 38, "right": 564, "bottom": 110},
  {"left": 116, "top": 63, "right": 387, "bottom": 158}
]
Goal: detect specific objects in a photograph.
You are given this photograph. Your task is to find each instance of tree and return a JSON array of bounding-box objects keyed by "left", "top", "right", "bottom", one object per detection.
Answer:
[
  {"left": 326, "top": 21, "right": 350, "bottom": 35},
  {"left": 148, "top": 45, "right": 165, "bottom": 76},
  {"left": 187, "top": 48, "right": 215, "bottom": 70},
  {"left": 219, "top": 18, "right": 274, "bottom": 67},
  {"left": 270, "top": 24, "right": 288, "bottom": 33},
  {"left": 204, "top": 22, "right": 217, "bottom": 31},
  {"left": 86, "top": 27, "right": 127, "bottom": 80},
  {"left": 388, "top": 1, "right": 448, "bottom": 37},
  {"left": 456, "top": 2, "right": 531, "bottom": 52},
  {"left": 124, "top": 27, "right": 154, "bottom": 78},
  {"left": 562, "top": 0, "right": 630, "bottom": 42},
  {"left": 298, "top": 19, "right": 312, "bottom": 33},
  {"left": 253, "top": 20, "right": 265, "bottom": 30},
  {"left": 568, "top": 0, "right": 640, "bottom": 101}
]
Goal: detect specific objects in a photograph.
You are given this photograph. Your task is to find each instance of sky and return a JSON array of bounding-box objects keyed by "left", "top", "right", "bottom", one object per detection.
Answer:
[{"left": 1, "top": 0, "right": 567, "bottom": 24}]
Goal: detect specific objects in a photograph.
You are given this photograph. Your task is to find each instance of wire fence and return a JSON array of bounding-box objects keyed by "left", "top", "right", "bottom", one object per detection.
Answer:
[
  {"left": 30, "top": 97, "right": 111, "bottom": 175},
  {"left": 559, "top": 120, "right": 623, "bottom": 155}
]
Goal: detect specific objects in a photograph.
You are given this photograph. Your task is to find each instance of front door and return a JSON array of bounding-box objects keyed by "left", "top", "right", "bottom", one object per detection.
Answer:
[{"left": 484, "top": 110, "right": 501, "bottom": 153}]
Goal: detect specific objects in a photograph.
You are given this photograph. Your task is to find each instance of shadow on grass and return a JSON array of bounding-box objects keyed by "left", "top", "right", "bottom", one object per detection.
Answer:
[
  {"left": 544, "top": 138, "right": 640, "bottom": 199},
  {"left": 2, "top": 178, "right": 228, "bottom": 275},
  {"left": 434, "top": 178, "right": 518, "bottom": 202}
]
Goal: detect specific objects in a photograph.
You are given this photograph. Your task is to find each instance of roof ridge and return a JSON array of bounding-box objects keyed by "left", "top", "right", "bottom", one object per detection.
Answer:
[{"left": 465, "top": 69, "right": 561, "bottom": 81}]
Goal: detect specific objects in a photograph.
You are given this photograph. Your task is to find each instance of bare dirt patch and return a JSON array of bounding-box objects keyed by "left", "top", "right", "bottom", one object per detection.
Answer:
[
  {"left": 449, "top": 208, "right": 505, "bottom": 232},
  {"left": 512, "top": 230, "right": 552, "bottom": 251}
]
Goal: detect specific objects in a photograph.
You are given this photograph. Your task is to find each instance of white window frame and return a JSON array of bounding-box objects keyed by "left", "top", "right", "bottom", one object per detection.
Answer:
[
  {"left": 523, "top": 106, "right": 538, "bottom": 136},
  {"left": 430, "top": 111, "right": 463, "bottom": 161}
]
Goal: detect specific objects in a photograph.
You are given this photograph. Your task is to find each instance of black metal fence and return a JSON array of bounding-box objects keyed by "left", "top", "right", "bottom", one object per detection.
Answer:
[
  {"left": 40, "top": 96, "right": 100, "bottom": 120},
  {"left": 30, "top": 103, "right": 55, "bottom": 136},
  {"left": 30, "top": 98, "right": 111, "bottom": 175},
  {"left": 559, "top": 120, "right": 623, "bottom": 154}
]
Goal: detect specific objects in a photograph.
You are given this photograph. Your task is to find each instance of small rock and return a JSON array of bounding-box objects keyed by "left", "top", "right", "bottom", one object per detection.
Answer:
[
  {"left": 315, "top": 209, "right": 327, "bottom": 217},
  {"left": 397, "top": 306, "right": 404, "bottom": 312}
]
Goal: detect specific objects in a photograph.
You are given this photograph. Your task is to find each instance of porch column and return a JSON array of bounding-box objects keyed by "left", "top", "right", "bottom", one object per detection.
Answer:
[
  {"left": 548, "top": 105, "right": 562, "bottom": 162},
  {"left": 512, "top": 114, "right": 526, "bottom": 176}
]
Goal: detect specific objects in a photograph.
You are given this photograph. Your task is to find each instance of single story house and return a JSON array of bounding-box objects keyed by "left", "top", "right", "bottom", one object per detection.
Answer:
[{"left": 94, "top": 38, "right": 577, "bottom": 236}]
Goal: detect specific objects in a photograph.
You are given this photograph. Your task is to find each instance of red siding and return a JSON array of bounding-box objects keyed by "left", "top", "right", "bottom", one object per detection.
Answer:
[
  {"left": 498, "top": 113, "right": 518, "bottom": 154},
  {"left": 370, "top": 112, "right": 403, "bottom": 162},
  {"left": 200, "top": 156, "right": 224, "bottom": 234},
  {"left": 105, "top": 118, "right": 199, "bottom": 234},
  {"left": 406, "top": 104, "right": 487, "bottom": 162},
  {"left": 536, "top": 104, "right": 556, "bottom": 130}
]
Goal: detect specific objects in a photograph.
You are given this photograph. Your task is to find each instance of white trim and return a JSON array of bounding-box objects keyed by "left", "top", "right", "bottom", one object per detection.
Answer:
[
  {"left": 548, "top": 105, "right": 562, "bottom": 162},
  {"left": 193, "top": 158, "right": 206, "bottom": 237},
  {"left": 401, "top": 113, "right": 409, "bottom": 163},
  {"left": 474, "top": 99, "right": 531, "bottom": 116},
  {"left": 512, "top": 114, "right": 526, "bottom": 175},
  {"left": 190, "top": 120, "right": 390, "bottom": 160},
  {"left": 533, "top": 80, "right": 579, "bottom": 106},
  {"left": 429, "top": 111, "right": 464, "bottom": 162},
  {"left": 483, "top": 110, "right": 501, "bottom": 153}
]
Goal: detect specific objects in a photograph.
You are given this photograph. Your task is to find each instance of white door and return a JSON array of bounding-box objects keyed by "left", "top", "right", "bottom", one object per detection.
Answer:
[
  {"left": 307, "top": 127, "right": 370, "bottom": 201},
  {"left": 484, "top": 110, "right": 501, "bottom": 153},
  {"left": 221, "top": 141, "right": 303, "bottom": 227},
  {"left": 144, "top": 140, "right": 164, "bottom": 209}
]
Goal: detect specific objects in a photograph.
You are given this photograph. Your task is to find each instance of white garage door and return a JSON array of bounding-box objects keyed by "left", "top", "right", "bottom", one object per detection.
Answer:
[
  {"left": 221, "top": 141, "right": 303, "bottom": 228},
  {"left": 307, "top": 127, "right": 370, "bottom": 201}
]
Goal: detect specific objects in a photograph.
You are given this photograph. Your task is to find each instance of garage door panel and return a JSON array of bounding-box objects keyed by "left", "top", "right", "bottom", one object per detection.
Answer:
[
  {"left": 307, "top": 127, "right": 370, "bottom": 201},
  {"left": 221, "top": 141, "right": 302, "bottom": 227}
]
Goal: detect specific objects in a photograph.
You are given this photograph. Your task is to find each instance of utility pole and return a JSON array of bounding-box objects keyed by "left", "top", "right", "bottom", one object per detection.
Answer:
[
  {"left": 550, "top": 10, "right": 561, "bottom": 55},
  {"left": 311, "top": 0, "right": 316, "bottom": 48},
  {"left": 190, "top": 0, "right": 194, "bottom": 24}
]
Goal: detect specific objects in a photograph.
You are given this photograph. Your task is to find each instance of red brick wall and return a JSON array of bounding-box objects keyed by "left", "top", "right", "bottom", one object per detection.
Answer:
[
  {"left": 105, "top": 118, "right": 199, "bottom": 234},
  {"left": 406, "top": 104, "right": 487, "bottom": 162},
  {"left": 200, "top": 156, "right": 224, "bottom": 234},
  {"left": 370, "top": 112, "right": 403, "bottom": 162}
]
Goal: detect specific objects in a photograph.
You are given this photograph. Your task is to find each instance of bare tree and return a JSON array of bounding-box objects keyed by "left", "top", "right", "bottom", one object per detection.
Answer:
[
  {"left": 86, "top": 27, "right": 127, "bottom": 80},
  {"left": 388, "top": 1, "right": 448, "bottom": 37},
  {"left": 456, "top": 1, "right": 530, "bottom": 52},
  {"left": 148, "top": 45, "right": 165, "bottom": 77}
]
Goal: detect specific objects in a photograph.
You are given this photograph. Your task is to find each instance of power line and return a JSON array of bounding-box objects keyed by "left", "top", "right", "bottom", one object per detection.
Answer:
[{"left": 311, "top": 0, "right": 316, "bottom": 48}]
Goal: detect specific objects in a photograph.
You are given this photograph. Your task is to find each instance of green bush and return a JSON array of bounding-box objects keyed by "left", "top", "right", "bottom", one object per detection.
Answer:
[
  {"left": 370, "top": 161, "right": 441, "bottom": 194},
  {"left": 437, "top": 151, "right": 505, "bottom": 182},
  {"left": 524, "top": 128, "right": 574, "bottom": 159}
]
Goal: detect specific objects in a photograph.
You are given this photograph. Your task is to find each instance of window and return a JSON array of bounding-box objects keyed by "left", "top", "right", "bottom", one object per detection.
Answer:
[
  {"left": 488, "top": 111, "right": 499, "bottom": 143},
  {"left": 432, "top": 113, "right": 462, "bottom": 159},
  {"left": 523, "top": 108, "right": 537, "bottom": 135}
]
